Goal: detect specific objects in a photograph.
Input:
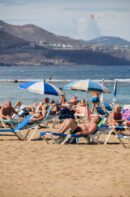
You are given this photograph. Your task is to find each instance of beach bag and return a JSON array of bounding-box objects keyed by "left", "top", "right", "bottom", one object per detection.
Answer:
[{"left": 58, "top": 108, "right": 75, "bottom": 120}]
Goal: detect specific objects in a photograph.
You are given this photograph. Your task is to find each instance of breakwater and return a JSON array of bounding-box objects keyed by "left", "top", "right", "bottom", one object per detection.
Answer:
[{"left": 0, "top": 79, "right": 130, "bottom": 83}]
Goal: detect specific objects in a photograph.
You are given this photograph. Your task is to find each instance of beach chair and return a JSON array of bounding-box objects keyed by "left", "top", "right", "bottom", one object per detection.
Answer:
[
  {"left": 39, "top": 118, "right": 106, "bottom": 145},
  {"left": 96, "top": 106, "right": 108, "bottom": 117},
  {"left": 38, "top": 106, "right": 59, "bottom": 128},
  {"left": 39, "top": 131, "right": 100, "bottom": 145},
  {"left": 104, "top": 102, "right": 113, "bottom": 114},
  {"left": 115, "top": 134, "right": 130, "bottom": 148},
  {"left": 0, "top": 115, "right": 36, "bottom": 140},
  {"left": 104, "top": 102, "right": 113, "bottom": 112},
  {"left": 0, "top": 118, "right": 19, "bottom": 128},
  {"left": 103, "top": 125, "right": 130, "bottom": 146}
]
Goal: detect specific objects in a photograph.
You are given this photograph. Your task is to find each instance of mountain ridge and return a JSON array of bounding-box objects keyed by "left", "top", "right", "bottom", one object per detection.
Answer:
[
  {"left": 0, "top": 20, "right": 82, "bottom": 46},
  {"left": 86, "top": 36, "right": 130, "bottom": 46},
  {"left": 0, "top": 20, "right": 130, "bottom": 66}
]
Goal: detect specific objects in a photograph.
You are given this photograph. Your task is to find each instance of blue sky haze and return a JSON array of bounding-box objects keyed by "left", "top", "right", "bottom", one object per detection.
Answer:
[{"left": 0, "top": 0, "right": 130, "bottom": 41}]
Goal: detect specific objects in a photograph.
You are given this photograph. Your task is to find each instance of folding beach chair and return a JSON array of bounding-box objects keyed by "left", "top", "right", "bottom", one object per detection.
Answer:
[{"left": 0, "top": 115, "right": 36, "bottom": 140}]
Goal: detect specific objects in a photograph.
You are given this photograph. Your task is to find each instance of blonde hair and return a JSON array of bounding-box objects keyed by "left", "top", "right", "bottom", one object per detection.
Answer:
[{"left": 114, "top": 104, "right": 121, "bottom": 111}]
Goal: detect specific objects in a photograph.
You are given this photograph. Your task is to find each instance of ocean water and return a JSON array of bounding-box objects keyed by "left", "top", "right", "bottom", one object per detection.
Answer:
[{"left": 0, "top": 64, "right": 130, "bottom": 105}]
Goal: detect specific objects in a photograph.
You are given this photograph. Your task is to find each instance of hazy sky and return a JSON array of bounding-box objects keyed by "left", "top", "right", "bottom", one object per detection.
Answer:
[{"left": 0, "top": 0, "right": 130, "bottom": 41}]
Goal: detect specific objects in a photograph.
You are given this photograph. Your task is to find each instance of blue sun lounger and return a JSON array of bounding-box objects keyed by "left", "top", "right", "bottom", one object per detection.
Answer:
[
  {"left": 0, "top": 118, "right": 19, "bottom": 129},
  {"left": 40, "top": 131, "right": 99, "bottom": 144},
  {"left": 39, "top": 117, "right": 107, "bottom": 145},
  {"left": 0, "top": 115, "right": 34, "bottom": 140}
]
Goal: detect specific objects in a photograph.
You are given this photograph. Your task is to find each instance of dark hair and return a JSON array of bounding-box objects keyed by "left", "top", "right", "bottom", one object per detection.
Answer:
[{"left": 51, "top": 100, "right": 55, "bottom": 104}]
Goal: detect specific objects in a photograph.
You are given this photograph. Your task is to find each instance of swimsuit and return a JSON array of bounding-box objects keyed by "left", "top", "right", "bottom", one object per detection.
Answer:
[{"left": 92, "top": 97, "right": 99, "bottom": 103}]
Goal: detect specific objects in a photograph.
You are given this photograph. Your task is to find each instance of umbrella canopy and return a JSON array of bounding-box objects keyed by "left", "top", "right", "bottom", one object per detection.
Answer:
[
  {"left": 64, "top": 79, "right": 110, "bottom": 93},
  {"left": 20, "top": 81, "right": 63, "bottom": 96}
]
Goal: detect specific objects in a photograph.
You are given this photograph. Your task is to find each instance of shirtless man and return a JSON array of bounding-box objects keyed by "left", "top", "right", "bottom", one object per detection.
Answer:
[
  {"left": 0, "top": 101, "right": 17, "bottom": 127},
  {"left": 0, "top": 101, "right": 16, "bottom": 119},
  {"left": 58, "top": 115, "right": 100, "bottom": 135}
]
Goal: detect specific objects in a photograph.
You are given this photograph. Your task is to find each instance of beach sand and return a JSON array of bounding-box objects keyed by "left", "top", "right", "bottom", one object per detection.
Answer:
[{"left": 0, "top": 127, "right": 130, "bottom": 197}]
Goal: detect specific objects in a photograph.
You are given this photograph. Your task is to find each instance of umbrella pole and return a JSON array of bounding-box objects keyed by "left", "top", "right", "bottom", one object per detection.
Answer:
[
  {"left": 100, "top": 78, "right": 104, "bottom": 107},
  {"left": 112, "top": 80, "right": 117, "bottom": 106}
]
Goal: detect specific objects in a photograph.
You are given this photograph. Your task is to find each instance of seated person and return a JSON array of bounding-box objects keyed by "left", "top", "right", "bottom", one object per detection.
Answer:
[
  {"left": 58, "top": 115, "right": 100, "bottom": 136},
  {"left": 107, "top": 104, "right": 125, "bottom": 126},
  {"left": 0, "top": 101, "right": 17, "bottom": 119},
  {"left": 75, "top": 99, "right": 92, "bottom": 121},
  {"left": 31, "top": 102, "right": 49, "bottom": 123},
  {"left": 0, "top": 101, "right": 18, "bottom": 127},
  {"left": 59, "top": 94, "right": 67, "bottom": 107},
  {"left": 43, "top": 97, "right": 50, "bottom": 106},
  {"left": 50, "top": 100, "right": 59, "bottom": 115},
  {"left": 69, "top": 95, "right": 78, "bottom": 106},
  {"left": 14, "top": 101, "right": 28, "bottom": 117}
]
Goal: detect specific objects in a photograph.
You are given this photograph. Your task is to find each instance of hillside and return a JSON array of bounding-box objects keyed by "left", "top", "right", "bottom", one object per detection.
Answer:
[
  {"left": 86, "top": 36, "right": 130, "bottom": 47},
  {"left": 0, "top": 46, "right": 130, "bottom": 66},
  {"left": 0, "top": 30, "right": 29, "bottom": 49},
  {"left": 0, "top": 20, "right": 82, "bottom": 46},
  {"left": 0, "top": 20, "right": 130, "bottom": 66}
]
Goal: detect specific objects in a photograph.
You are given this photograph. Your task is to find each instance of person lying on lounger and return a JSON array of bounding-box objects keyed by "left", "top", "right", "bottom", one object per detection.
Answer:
[{"left": 58, "top": 115, "right": 100, "bottom": 135}]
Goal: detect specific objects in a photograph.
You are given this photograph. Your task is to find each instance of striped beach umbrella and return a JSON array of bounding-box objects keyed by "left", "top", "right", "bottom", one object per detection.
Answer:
[
  {"left": 19, "top": 80, "right": 63, "bottom": 96},
  {"left": 64, "top": 79, "right": 110, "bottom": 93}
]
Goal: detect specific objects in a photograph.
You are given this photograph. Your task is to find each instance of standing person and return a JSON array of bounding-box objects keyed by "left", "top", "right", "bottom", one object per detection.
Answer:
[{"left": 91, "top": 91, "right": 100, "bottom": 113}]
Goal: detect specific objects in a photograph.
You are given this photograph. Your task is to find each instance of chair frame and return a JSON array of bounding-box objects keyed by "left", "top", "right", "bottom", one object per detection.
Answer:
[{"left": 0, "top": 115, "right": 38, "bottom": 140}]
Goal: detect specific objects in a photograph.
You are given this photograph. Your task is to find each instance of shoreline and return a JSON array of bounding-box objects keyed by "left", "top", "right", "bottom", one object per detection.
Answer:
[{"left": 0, "top": 78, "right": 130, "bottom": 83}]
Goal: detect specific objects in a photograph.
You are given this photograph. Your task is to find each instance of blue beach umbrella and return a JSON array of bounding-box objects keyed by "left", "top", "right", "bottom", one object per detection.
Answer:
[
  {"left": 64, "top": 79, "right": 110, "bottom": 93},
  {"left": 20, "top": 80, "right": 63, "bottom": 96}
]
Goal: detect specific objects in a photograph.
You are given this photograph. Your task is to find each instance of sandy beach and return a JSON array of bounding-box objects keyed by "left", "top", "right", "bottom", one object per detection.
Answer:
[{"left": 0, "top": 127, "right": 130, "bottom": 197}]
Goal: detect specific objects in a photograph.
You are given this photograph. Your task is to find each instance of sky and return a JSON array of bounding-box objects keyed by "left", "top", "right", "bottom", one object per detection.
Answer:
[{"left": 0, "top": 0, "right": 130, "bottom": 41}]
